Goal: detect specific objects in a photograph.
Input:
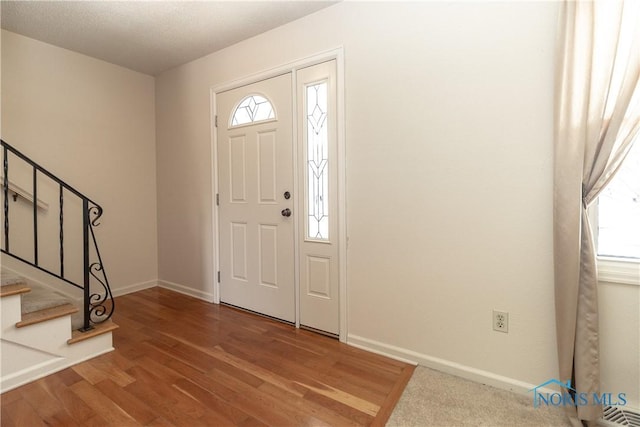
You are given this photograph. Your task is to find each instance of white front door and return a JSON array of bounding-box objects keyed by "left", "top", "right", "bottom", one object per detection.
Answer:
[{"left": 217, "top": 73, "right": 295, "bottom": 323}]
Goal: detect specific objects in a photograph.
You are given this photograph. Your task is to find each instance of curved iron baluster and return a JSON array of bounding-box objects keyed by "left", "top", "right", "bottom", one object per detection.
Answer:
[
  {"left": 88, "top": 262, "right": 114, "bottom": 323},
  {"left": 86, "top": 202, "right": 114, "bottom": 325},
  {"left": 88, "top": 205, "right": 103, "bottom": 227}
]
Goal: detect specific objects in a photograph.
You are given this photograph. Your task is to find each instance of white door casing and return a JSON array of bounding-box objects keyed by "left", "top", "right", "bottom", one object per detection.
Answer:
[{"left": 217, "top": 73, "right": 295, "bottom": 323}]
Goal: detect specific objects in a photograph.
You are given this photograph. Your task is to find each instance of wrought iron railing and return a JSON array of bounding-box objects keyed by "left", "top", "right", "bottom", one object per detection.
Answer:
[{"left": 1, "top": 139, "right": 114, "bottom": 331}]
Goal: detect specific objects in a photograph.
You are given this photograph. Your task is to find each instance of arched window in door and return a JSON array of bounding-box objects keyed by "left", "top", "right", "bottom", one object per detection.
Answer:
[{"left": 230, "top": 94, "right": 275, "bottom": 127}]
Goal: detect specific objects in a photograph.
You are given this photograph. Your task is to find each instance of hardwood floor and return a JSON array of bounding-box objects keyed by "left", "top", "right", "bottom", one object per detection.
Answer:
[{"left": 1, "top": 287, "right": 415, "bottom": 426}]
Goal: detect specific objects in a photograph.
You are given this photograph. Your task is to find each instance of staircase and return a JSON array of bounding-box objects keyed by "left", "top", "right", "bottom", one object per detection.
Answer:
[
  {"left": 0, "top": 270, "right": 118, "bottom": 392},
  {"left": 1, "top": 139, "right": 118, "bottom": 393}
]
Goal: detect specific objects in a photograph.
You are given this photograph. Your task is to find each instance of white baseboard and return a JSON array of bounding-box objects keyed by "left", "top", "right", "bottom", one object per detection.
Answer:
[
  {"left": 347, "top": 335, "right": 418, "bottom": 366},
  {"left": 157, "top": 280, "right": 215, "bottom": 303},
  {"left": 347, "top": 333, "right": 555, "bottom": 397},
  {"left": 1, "top": 262, "right": 157, "bottom": 301},
  {"left": 111, "top": 280, "right": 158, "bottom": 298},
  {"left": 84, "top": 277, "right": 215, "bottom": 302}
]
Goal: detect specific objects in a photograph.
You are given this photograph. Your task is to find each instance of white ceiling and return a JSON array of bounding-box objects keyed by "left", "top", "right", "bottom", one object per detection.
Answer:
[{"left": 0, "top": 1, "right": 337, "bottom": 76}]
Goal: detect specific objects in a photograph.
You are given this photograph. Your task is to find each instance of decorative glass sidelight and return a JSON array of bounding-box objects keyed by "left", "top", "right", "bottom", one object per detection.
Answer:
[
  {"left": 231, "top": 95, "right": 275, "bottom": 127},
  {"left": 306, "top": 82, "right": 329, "bottom": 240}
]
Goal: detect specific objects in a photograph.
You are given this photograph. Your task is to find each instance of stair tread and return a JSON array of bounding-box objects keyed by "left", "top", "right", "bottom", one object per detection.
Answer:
[
  {"left": 16, "top": 303, "right": 79, "bottom": 328},
  {"left": 21, "top": 282, "right": 76, "bottom": 314},
  {"left": 68, "top": 321, "right": 119, "bottom": 344},
  {"left": 0, "top": 282, "right": 31, "bottom": 297},
  {"left": 1, "top": 271, "right": 27, "bottom": 287}
]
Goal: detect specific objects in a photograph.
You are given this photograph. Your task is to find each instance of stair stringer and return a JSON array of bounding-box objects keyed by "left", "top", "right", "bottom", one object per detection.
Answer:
[
  {"left": 0, "top": 291, "right": 115, "bottom": 393},
  {"left": 2, "top": 261, "right": 83, "bottom": 304}
]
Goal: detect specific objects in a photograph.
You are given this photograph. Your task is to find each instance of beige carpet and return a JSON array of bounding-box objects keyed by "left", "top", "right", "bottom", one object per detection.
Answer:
[
  {"left": 388, "top": 366, "right": 573, "bottom": 427},
  {"left": 2, "top": 270, "right": 85, "bottom": 329}
]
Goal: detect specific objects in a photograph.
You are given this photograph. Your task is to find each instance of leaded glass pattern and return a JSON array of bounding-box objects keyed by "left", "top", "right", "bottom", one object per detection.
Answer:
[
  {"left": 307, "top": 83, "right": 329, "bottom": 240},
  {"left": 231, "top": 95, "right": 275, "bottom": 127}
]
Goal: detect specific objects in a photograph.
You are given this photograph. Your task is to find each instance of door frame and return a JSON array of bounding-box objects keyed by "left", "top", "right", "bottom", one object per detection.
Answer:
[{"left": 209, "top": 48, "right": 347, "bottom": 342}]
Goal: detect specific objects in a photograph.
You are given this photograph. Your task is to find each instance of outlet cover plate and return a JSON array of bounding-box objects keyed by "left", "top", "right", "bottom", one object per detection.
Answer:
[{"left": 493, "top": 310, "right": 509, "bottom": 333}]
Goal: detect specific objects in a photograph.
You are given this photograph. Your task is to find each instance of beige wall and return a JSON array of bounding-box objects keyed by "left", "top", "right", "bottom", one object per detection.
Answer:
[
  {"left": 156, "top": 1, "right": 563, "bottom": 390},
  {"left": 1, "top": 30, "right": 158, "bottom": 293}
]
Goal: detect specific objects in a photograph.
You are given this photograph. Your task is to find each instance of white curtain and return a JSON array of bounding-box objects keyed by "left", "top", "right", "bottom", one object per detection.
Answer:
[{"left": 554, "top": 0, "right": 640, "bottom": 425}]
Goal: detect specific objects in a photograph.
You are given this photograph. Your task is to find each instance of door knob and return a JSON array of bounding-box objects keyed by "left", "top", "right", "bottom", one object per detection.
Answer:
[{"left": 281, "top": 208, "right": 292, "bottom": 217}]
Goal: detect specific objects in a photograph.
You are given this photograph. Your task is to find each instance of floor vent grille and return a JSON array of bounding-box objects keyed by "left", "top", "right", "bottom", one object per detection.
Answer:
[{"left": 603, "top": 406, "right": 640, "bottom": 427}]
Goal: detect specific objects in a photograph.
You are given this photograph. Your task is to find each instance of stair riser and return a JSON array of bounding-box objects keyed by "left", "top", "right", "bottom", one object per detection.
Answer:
[
  {"left": 0, "top": 294, "right": 22, "bottom": 325},
  {"left": 3, "top": 315, "right": 73, "bottom": 354},
  {"left": 0, "top": 336, "right": 114, "bottom": 393}
]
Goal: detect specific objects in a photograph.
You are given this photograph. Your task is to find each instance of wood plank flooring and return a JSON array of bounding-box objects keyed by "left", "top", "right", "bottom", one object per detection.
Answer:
[{"left": 1, "top": 287, "right": 415, "bottom": 426}]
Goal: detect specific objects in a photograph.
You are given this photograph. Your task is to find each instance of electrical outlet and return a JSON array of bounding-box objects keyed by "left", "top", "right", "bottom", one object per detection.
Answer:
[{"left": 493, "top": 310, "right": 509, "bottom": 333}]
